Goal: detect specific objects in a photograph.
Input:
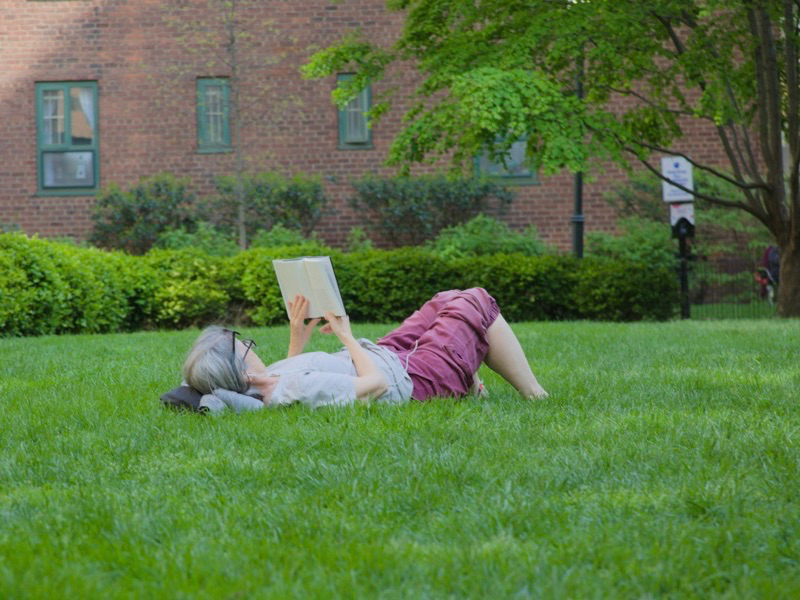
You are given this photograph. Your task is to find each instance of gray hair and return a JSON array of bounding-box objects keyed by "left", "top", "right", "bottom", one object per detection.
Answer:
[{"left": 183, "top": 326, "right": 248, "bottom": 395}]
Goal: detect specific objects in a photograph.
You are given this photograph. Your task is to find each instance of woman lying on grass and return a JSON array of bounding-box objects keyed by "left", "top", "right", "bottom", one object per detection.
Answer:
[{"left": 182, "top": 288, "right": 547, "bottom": 412}]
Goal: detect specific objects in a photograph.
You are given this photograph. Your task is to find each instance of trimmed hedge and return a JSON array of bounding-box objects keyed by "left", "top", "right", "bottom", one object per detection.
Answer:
[{"left": 0, "top": 233, "right": 677, "bottom": 336}]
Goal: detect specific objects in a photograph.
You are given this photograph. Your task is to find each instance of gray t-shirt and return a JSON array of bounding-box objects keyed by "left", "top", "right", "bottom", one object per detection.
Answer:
[{"left": 264, "top": 339, "right": 413, "bottom": 408}]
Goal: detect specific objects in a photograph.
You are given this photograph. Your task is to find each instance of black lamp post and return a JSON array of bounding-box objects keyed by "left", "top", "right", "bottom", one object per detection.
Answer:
[{"left": 572, "top": 51, "right": 585, "bottom": 258}]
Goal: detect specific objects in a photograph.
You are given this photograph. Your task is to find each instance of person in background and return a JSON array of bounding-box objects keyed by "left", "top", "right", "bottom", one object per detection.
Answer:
[{"left": 756, "top": 245, "right": 780, "bottom": 300}]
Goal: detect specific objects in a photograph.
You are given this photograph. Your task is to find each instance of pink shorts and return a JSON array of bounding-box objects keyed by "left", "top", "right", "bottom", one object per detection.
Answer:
[{"left": 377, "top": 288, "right": 501, "bottom": 401}]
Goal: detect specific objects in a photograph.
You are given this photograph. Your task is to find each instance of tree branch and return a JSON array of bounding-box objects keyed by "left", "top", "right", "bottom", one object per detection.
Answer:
[
  {"left": 727, "top": 112, "right": 761, "bottom": 183},
  {"left": 606, "top": 86, "right": 699, "bottom": 118},
  {"left": 759, "top": 7, "right": 785, "bottom": 181},
  {"left": 635, "top": 153, "right": 772, "bottom": 229},
  {"left": 721, "top": 120, "right": 755, "bottom": 182},
  {"left": 653, "top": 13, "right": 686, "bottom": 55},
  {"left": 651, "top": 13, "right": 760, "bottom": 186},
  {"left": 714, "top": 123, "right": 762, "bottom": 207},
  {"left": 675, "top": 7, "right": 763, "bottom": 182},
  {"left": 636, "top": 141, "right": 768, "bottom": 190},
  {"left": 748, "top": 9, "right": 776, "bottom": 176}
]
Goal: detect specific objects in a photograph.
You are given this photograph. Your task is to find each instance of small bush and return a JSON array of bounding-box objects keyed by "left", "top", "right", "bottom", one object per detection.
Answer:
[
  {"left": 349, "top": 175, "right": 513, "bottom": 245},
  {"left": 144, "top": 249, "right": 231, "bottom": 329},
  {"left": 250, "top": 224, "right": 324, "bottom": 250},
  {"left": 572, "top": 258, "right": 677, "bottom": 321},
  {"left": 0, "top": 234, "right": 66, "bottom": 336},
  {"left": 454, "top": 254, "right": 580, "bottom": 321},
  {"left": 233, "top": 245, "right": 336, "bottom": 326},
  {"left": 212, "top": 172, "right": 328, "bottom": 240},
  {"left": 344, "top": 227, "right": 374, "bottom": 253},
  {"left": 90, "top": 173, "right": 199, "bottom": 254},
  {"left": 0, "top": 233, "right": 132, "bottom": 335},
  {"left": 337, "top": 248, "right": 460, "bottom": 322},
  {"left": 428, "top": 214, "right": 549, "bottom": 259},
  {"left": 587, "top": 217, "right": 675, "bottom": 271},
  {"left": 155, "top": 222, "right": 239, "bottom": 257}
]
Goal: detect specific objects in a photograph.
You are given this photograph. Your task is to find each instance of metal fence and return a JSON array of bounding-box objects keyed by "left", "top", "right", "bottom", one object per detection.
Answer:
[{"left": 686, "top": 254, "right": 778, "bottom": 319}]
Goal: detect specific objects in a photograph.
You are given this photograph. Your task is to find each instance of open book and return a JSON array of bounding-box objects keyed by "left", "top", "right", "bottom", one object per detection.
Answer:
[{"left": 272, "top": 256, "right": 346, "bottom": 319}]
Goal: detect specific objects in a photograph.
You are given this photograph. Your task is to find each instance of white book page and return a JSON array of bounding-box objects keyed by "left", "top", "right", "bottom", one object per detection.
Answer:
[
  {"left": 272, "top": 259, "right": 315, "bottom": 320},
  {"left": 304, "top": 257, "right": 346, "bottom": 317}
]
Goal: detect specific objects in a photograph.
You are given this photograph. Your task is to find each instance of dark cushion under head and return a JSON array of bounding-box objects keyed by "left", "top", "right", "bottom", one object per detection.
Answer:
[{"left": 160, "top": 385, "right": 205, "bottom": 412}]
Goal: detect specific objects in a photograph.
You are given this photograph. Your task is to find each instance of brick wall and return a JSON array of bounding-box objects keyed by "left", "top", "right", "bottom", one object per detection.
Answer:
[{"left": 0, "top": 0, "right": 727, "bottom": 249}]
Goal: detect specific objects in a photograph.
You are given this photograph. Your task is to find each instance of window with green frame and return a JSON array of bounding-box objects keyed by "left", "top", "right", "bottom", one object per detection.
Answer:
[
  {"left": 197, "top": 78, "right": 231, "bottom": 152},
  {"left": 337, "top": 74, "right": 372, "bottom": 149},
  {"left": 476, "top": 136, "right": 539, "bottom": 185},
  {"left": 35, "top": 81, "right": 99, "bottom": 194}
]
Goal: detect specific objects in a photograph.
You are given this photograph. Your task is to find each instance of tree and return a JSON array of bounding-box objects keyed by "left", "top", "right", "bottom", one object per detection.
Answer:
[
  {"left": 303, "top": 0, "right": 800, "bottom": 316},
  {"left": 160, "top": 0, "right": 299, "bottom": 249}
]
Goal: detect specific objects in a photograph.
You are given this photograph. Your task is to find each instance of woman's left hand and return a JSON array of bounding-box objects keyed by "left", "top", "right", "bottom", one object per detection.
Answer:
[{"left": 287, "top": 295, "right": 321, "bottom": 357}]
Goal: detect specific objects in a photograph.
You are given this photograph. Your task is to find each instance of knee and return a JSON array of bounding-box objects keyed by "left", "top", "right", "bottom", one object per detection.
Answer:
[
  {"left": 463, "top": 287, "right": 491, "bottom": 302},
  {"left": 460, "top": 288, "right": 500, "bottom": 323}
]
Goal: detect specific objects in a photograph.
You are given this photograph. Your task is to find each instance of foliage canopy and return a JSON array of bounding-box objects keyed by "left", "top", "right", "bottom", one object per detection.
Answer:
[{"left": 304, "top": 0, "right": 800, "bottom": 315}]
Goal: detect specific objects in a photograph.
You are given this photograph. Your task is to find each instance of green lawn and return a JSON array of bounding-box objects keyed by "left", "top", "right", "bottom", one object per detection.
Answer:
[
  {"left": 691, "top": 301, "right": 778, "bottom": 320},
  {"left": 1, "top": 320, "right": 798, "bottom": 598}
]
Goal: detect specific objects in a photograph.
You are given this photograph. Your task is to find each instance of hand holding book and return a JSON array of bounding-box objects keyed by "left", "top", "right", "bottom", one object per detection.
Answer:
[
  {"left": 272, "top": 256, "right": 346, "bottom": 319},
  {"left": 319, "top": 311, "right": 352, "bottom": 340},
  {"left": 287, "top": 294, "right": 322, "bottom": 358}
]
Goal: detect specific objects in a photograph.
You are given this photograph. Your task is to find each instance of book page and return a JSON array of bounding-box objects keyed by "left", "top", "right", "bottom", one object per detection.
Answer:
[
  {"left": 304, "top": 257, "right": 346, "bottom": 317},
  {"left": 272, "top": 259, "right": 316, "bottom": 320}
]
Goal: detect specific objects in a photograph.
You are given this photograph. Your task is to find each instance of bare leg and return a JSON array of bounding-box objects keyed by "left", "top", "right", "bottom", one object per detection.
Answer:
[{"left": 483, "top": 314, "right": 547, "bottom": 399}]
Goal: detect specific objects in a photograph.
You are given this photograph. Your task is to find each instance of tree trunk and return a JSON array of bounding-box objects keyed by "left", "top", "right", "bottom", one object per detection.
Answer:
[
  {"left": 233, "top": 83, "right": 247, "bottom": 249},
  {"left": 777, "top": 240, "right": 800, "bottom": 317}
]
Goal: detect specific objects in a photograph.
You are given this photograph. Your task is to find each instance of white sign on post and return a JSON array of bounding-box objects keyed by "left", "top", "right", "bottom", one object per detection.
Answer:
[
  {"left": 661, "top": 156, "right": 694, "bottom": 202},
  {"left": 669, "top": 202, "right": 695, "bottom": 226}
]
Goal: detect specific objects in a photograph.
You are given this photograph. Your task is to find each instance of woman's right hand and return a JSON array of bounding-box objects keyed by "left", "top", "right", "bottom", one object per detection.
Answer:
[{"left": 321, "top": 311, "right": 353, "bottom": 340}]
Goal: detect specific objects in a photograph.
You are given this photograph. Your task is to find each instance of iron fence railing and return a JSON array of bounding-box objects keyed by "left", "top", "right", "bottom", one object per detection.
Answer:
[{"left": 686, "top": 255, "right": 778, "bottom": 319}]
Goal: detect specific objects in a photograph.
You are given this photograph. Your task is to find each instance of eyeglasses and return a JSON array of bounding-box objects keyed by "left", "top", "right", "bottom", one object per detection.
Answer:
[{"left": 223, "top": 329, "right": 256, "bottom": 374}]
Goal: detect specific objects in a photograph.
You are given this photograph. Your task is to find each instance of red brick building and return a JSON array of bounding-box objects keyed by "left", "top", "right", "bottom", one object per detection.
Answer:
[{"left": 0, "top": 0, "right": 726, "bottom": 249}]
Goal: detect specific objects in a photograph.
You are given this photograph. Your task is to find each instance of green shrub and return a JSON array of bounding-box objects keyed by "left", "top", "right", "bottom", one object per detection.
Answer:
[
  {"left": 48, "top": 245, "right": 130, "bottom": 334},
  {"left": 250, "top": 224, "right": 325, "bottom": 250},
  {"left": 229, "top": 248, "right": 284, "bottom": 326},
  {"left": 454, "top": 254, "right": 580, "bottom": 321},
  {"left": 572, "top": 258, "right": 677, "bottom": 321},
  {"left": 0, "top": 234, "right": 678, "bottom": 337},
  {"left": 115, "top": 252, "right": 160, "bottom": 331},
  {"left": 349, "top": 175, "right": 513, "bottom": 245},
  {"left": 337, "top": 248, "right": 460, "bottom": 322},
  {"left": 155, "top": 222, "right": 239, "bottom": 257},
  {"left": 428, "top": 214, "right": 549, "bottom": 259},
  {"left": 231, "top": 245, "right": 338, "bottom": 326},
  {"left": 90, "top": 174, "right": 199, "bottom": 254},
  {"left": 0, "top": 234, "right": 132, "bottom": 335},
  {"left": 212, "top": 172, "right": 328, "bottom": 240},
  {"left": 0, "top": 234, "right": 66, "bottom": 336},
  {"left": 143, "top": 249, "right": 231, "bottom": 329},
  {"left": 344, "top": 227, "right": 374, "bottom": 253},
  {"left": 587, "top": 217, "right": 675, "bottom": 271}
]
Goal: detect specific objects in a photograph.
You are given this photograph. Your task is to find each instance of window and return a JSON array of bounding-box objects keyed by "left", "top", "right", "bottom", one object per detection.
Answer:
[
  {"left": 197, "top": 78, "right": 231, "bottom": 152},
  {"left": 337, "top": 74, "right": 371, "bottom": 149},
  {"left": 35, "top": 81, "right": 99, "bottom": 194},
  {"left": 477, "top": 136, "right": 539, "bottom": 185}
]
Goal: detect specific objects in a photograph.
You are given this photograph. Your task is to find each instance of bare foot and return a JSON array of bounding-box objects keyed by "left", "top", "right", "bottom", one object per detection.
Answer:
[{"left": 526, "top": 385, "right": 548, "bottom": 399}]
